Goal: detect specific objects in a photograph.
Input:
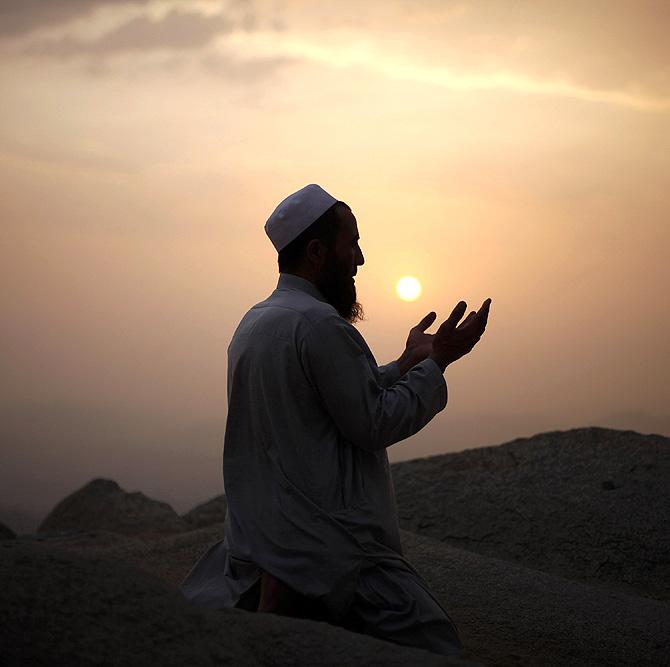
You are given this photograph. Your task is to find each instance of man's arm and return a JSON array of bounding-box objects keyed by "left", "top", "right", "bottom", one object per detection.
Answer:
[
  {"left": 377, "top": 361, "right": 402, "bottom": 387},
  {"left": 300, "top": 299, "right": 491, "bottom": 452},
  {"left": 300, "top": 316, "right": 448, "bottom": 452}
]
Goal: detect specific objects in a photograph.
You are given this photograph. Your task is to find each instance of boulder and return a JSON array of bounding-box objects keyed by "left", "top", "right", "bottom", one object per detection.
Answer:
[
  {"left": 392, "top": 427, "right": 670, "bottom": 601},
  {"left": 182, "top": 494, "right": 227, "bottom": 529},
  {"left": 37, "top": 478, "right": 187, "bottom": 536}
]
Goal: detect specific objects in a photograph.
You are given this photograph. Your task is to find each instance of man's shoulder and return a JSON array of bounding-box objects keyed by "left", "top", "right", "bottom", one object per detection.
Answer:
[
  {"left": 239, "top": 288, "right": 339, "bottom": 336},
  {"left": 230, "top": 289, "right": 371, "bottom": 363}
]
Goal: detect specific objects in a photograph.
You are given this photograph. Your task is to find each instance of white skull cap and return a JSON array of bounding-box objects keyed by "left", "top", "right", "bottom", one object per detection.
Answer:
[{"left": 265, "top": 183, "right": 339, "bottom": 252}]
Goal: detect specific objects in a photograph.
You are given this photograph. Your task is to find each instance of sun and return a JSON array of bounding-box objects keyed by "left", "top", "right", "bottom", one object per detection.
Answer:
[{"left": 396, "top": 276, "right": 422, "bottom": 302}]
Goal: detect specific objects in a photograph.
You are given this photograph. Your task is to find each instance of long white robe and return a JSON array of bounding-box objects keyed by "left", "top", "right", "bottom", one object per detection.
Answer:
[{"left": 181, "top": 273, "right": 448, "bottom": 619}]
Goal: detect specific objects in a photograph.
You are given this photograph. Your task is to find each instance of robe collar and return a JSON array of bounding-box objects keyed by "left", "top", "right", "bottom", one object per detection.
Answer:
[{"left": 277, "top": 272, "right": 330, "bottom": 305}]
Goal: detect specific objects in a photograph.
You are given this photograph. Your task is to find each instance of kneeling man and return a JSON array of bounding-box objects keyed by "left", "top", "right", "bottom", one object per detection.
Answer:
[{"left": 181, "top": 184, "right": 491, "bottom": 658}]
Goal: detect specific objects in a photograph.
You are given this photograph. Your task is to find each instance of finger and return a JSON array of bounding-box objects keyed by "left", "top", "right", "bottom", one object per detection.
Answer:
[
  {"left": 456, "top": 311, "right": 477, "bottom": 330},
  {"left": 477, "top": 298, "right": 492, "bottom": 325},
  {"left": 466, "top": 299, "right": 491, "bottom": 336},
  {"left": 456, "top": 311, "right": 487, "bottom": 342},
  {"left": 437, "top": 301, "right": 467, "bottom": 335},
  {"left": 414, "top": 311, "right": 437, "bottom": 333}
]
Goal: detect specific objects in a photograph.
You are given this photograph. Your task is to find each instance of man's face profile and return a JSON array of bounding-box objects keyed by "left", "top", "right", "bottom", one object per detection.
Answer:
[{"left": 315, "top": 207, "right": 365, "bottom": 324}]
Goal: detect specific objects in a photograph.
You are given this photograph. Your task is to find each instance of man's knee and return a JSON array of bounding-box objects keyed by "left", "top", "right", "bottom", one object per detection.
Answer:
[
  {"left": 345, "top": 562, "right": 462, "bottom": 657},
  {"left": 256, "top": 570, "right": 329, "bottom": 621}
]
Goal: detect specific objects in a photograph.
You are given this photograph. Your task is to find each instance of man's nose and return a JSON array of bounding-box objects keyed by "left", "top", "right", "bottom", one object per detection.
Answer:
[{"left": 357, "top": 247, "right": 365, "bottom": 266}]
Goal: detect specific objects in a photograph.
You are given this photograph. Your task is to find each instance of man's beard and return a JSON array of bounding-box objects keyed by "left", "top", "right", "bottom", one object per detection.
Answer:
[{"left": 316, "top": 253, "right": 364, "bottom": 324}]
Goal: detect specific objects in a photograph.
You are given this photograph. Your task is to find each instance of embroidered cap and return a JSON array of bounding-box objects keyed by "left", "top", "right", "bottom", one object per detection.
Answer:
[{"left": 265, "top": 184, "right": 339, "bottom": 252}]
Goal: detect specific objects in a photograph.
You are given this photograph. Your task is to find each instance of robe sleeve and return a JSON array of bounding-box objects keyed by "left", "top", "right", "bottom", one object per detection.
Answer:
[
  {"left": 377, "top": 361, "right": 402, "bottom": 387},
  {"left": 300, "top": 316, "right": 447, "bottom": 452}
]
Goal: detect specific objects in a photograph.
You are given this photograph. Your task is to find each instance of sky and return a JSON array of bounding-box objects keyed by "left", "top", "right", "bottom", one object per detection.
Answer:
[{"left": 1, "top": 0, "right": 669, "bottom": 532}]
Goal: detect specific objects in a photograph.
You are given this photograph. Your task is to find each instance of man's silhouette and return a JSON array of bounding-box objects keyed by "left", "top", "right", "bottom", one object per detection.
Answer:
[{"left": 181, "top": 184, "right": 491, "bottom": 657}]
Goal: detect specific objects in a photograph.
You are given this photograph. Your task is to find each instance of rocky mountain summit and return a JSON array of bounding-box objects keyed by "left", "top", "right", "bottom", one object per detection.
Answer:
[
  {"left": 182, "top": 494, "right": 227, "bottom": 529},
  {"left": 3, "top": 427, "right": 669, "bottom": 666},
  {"left": 38, "top": 478, "right": 187, "bottom": 536}
]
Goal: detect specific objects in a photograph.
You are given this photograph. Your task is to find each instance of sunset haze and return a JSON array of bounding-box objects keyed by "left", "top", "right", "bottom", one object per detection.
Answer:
[{"left": 1, "top": 0, "right": 668, "bottom": 531}]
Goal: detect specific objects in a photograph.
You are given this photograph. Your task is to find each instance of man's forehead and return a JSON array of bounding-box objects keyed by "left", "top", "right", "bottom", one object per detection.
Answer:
[{"left": 337, "top": 207, "right": 359, "bottom": 237}]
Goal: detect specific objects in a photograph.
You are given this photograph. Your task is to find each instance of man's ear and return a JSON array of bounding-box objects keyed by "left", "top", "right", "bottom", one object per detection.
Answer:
[{"left": 305, "top": 238, "right": 327, "bottom": 267}]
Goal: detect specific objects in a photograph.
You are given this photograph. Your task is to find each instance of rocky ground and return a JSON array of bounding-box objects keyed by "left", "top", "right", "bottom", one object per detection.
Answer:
[
  {"left": 2, "top": 539, "right": 468, "bottom": 667},
  {"left": 2, "top": 427, "right": 668, "bottom": 666},
  {"left": 393, "top": 427, "right": 670, "bottom": 602}
]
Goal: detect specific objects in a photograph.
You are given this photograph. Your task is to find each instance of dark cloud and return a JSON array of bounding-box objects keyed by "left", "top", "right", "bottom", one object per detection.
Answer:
[
  {"left": 13, "top": 3, "right": 292, "bottom": 83},
  {"left": 31, "top": 8, "right": 234, "bottom": 57},
  {"left": 0, "top": 0, "right": 149, "bottom": 38}
]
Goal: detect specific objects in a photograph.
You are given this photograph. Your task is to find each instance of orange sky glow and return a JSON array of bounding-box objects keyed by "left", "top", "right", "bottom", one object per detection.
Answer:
[{"left": 1, "top": 0, "right": 668, "bottom": 530}]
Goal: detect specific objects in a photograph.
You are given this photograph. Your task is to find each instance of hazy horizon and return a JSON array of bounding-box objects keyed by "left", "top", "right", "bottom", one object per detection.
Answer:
[{"left": 2, "top": 1, "right": 669, "bottom": 533}]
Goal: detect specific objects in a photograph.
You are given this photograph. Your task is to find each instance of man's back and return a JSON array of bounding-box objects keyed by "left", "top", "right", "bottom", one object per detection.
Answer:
[
  {"left": 223, "top": 273, "right": 421, "bottom": 615},
  {"left": 225, "top": 273, "right": 347, "bottom": 516}
]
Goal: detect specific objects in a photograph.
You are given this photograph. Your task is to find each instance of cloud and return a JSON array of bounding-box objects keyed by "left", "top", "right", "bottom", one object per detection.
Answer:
[
  {"left": 7, "top": 1, "right": 670, "bottom": 108},
  {"left": 18, "top": 5, "right": 295, "bottom": 82},
  {"left": 222, "top": 30, "right": 670, "bottom": 112},
  {"left": 0, "top": 0, "right": 149, "bottom": 38},
  {"left": 200, "top": 49, "right": 296, "bottom": 82},
  {"left": 391, "top": 0, "right": 670, "bottom": 102},
  {"left": 237, "top": 0, "right": 670, "bottom": 107},
  {"left": 29, "top": 8, "right": 234, "bottom": 57}
]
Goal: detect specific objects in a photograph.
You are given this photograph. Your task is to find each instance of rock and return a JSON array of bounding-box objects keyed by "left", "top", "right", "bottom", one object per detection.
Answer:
[
  {"left": 401, "top": 530, "right": 670, "bottom": 667},
  {"left": 0, "top": 540, "right": 471, "bottom": 667},
  {"left": 37, "top": 478, "right": 187, "bottom": 537},
  {"left": 0, "top": 522, "right": 16, "bottom": 540},
  {"left": 105, "top": 524, "right": 225, "bottom": 586},
  {"left": 392, "top": 427, "right": 670, "bottom": 601},
  {"left": 33, "top": 522, "right": 670, "bottom": 667},
  {"left": 182, "top": 495, "right": 227, "bottom": 529}
]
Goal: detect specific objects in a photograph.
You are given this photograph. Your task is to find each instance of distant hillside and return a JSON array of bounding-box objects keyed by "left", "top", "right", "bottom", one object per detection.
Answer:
[
  {"left": 38, "top": 479, "right": 187, "bottom": 536},
  {"left": 0, "top": 505, "right": 41, "bottom": 536}
]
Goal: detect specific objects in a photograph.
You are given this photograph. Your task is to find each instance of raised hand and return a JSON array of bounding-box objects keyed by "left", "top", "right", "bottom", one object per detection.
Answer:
[
  {"left": 405, "top": 311, "right": 437, "bottom": 359},
  {"left": 394, "top": 311, "right": 439, "bottom": 375},
  {"left": 428, "top": 298, "right": 491, "bottom": 371}
]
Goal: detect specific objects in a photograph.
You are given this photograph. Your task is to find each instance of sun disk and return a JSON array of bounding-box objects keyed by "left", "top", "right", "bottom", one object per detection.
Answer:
[{"left": 396, "top": 276, "right": 422, "bottom": 302}]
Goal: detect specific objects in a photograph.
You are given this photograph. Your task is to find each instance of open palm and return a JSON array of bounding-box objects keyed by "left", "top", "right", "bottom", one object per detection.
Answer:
[
  {"left": 405, "top": 312, "right": 438, "bottom": 362},
  {"left": 397, "top": 301, "right": 491, "bottom": 375},
  {"left": 429, "top": 299, "right": 491, "bottom": 370}
]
